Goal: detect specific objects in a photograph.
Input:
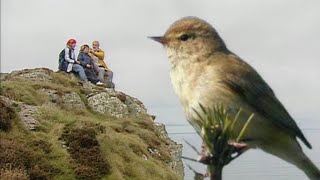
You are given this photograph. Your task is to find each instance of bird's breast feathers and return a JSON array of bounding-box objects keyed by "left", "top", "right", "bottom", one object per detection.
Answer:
[{"left": 169, "top": 57, "right": 235, "bottom": 115}]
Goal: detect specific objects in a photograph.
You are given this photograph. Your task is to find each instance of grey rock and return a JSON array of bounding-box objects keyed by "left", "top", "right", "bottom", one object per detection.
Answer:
[
  {"left": 39, "top": 88, "right": 60, "bottom": 103},
  {"left": 62, "top": 92, "right": 86, "bottom": 109},
  {"left": 154, "top": 122, "right": 184, "bottom": 177},
  {"left": 9, "top": 68, "right": 53, "bottom": 82},
  {"left": 39, "top": 89, "right": 86, "bottom": 110},
  {"left": 87, "top": 89, "right": 148, "bottom": 118},
  {"left": 81, "top": 81, "right": 95, "bottom": 91},
  {"left": 88, "top": 92, "right": 129, "bottom": 118},
  {"left": 0, "top": 96, "right": 38, "bottom": 130},
  {"left": 125, "top": 95, "right": 147, "bottom": 116},
  {"left": 19, "top": 104, "right": 39, "bottom": 130},
  {"left": 169, "top": 143, "right": 184, "bottom": 178}
]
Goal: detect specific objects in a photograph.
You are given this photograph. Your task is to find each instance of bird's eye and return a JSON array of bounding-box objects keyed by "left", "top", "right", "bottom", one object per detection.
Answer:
[{"left": 179, "top": 34, "right": 191, "bottom": 41}]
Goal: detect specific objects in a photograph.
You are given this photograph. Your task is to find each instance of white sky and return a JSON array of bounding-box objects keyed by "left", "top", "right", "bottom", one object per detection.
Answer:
[
  {"left": 1, "top": 1, "right": 320, "bottom": 179},
  {"left": 1, "top": 0, "right": 319, "bottom": 114}
]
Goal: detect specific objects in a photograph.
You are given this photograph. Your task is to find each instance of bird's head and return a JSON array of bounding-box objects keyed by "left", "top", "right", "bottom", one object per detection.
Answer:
[{"left": 150, "top": 17, "right": 227, "bottom": 63}]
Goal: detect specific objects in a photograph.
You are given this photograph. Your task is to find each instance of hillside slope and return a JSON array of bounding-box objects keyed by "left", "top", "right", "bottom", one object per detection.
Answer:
[{"left": 0, "top": 68, "right": 183, "bottom": 180}]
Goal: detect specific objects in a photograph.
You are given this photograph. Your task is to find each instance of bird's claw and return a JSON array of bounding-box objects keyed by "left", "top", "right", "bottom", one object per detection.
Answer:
[
  {"left": 197, "top": 141, "right": 248, "bottom": 164},
  {"left": 228, "top": 141, "right": 248, "bottom": 151}
]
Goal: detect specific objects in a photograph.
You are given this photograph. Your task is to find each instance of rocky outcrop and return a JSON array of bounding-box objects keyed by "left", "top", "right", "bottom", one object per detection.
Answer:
[
  {"left": 6, "top": 68, "right": 54, "bottom": 82},
  {"left": 87, "top": 89, "right": 147, "bottom": 118},
  {"left": 0, "top": 68, "right": 184, "bottom": 178},
  {"left": 88, "top": 92, "right": 129, "bottom": 118},
  {"left": 154, "top": 122, "right": 184, "bottom": 177},
  {"left": 0, "top": 96, "right": 39, "bottom": 130},
  {"left": 19, "top": 104, "right": 39, "bottom": 130},
  {"left": 61, "top": 92, "right": 86, "bottom": 109}
]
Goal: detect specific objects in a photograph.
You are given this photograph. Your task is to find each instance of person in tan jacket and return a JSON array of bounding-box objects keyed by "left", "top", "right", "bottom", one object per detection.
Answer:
[{"left": 89, "top": 41, "right": 115, "bottom": 88}]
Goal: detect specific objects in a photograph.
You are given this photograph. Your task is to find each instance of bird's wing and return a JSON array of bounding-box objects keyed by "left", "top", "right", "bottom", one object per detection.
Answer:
[{"left": 219, "top": 56, "right": 311, "bottom": 149}]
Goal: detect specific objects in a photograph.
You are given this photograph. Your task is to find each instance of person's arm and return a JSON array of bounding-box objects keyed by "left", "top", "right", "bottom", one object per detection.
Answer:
[
  {"left": 89, "top": 57, "right": 95, "bottom": 66},
  {"left": 92, "top": 49, "right": 105, "bottom": 60},
  {"left": 64, "top": 48, "right": 75, "bottom": 63},
  {"left": 88, "top": 52, "right": 98, "bottom": 61},
  {"left": 77, "top": 53, "right": 87, "bottom": 67}
]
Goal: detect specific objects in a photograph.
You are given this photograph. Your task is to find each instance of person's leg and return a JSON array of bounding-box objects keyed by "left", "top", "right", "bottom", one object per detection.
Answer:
[
  {"left": 105, "top": 70, "right": 115, "bottom": 88},
  {"left": 72, "top": 64, "right": 88, "bottom": 81},
  {"left": 97, "top": 68, "right": 105, "bottom": 83},
  {"left": 106, "top": 70, "right": 113, "bottom": 83},
  {"left": 84, "top": 68, "right": 99, "bottom": 84},
  {"left": 93, "top": 63, "right": 105, "bottom": 82}
]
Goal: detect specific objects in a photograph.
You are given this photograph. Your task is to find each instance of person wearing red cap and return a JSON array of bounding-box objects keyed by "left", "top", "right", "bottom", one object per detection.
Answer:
[{"left": 59, "top": 39, "right": 88, "bottom": 81}]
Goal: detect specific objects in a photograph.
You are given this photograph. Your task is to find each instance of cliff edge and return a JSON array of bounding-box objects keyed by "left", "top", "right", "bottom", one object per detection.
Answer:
[{"left": 0, "top": 68, "right": 183, "bottom": 180}]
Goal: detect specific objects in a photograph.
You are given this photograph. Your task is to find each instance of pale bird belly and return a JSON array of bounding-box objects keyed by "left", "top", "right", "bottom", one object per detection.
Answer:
[
  {"left": 170, "top": 67, "right": 275, "bottom": 148},
  {"left": 170, "top": 65, "right": 234, "bottom": 119}
]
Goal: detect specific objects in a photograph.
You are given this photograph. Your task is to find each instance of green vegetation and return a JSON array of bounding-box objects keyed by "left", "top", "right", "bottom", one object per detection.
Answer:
[
  {"left": 190, "top": 105, "right": 254, "bottom": 180},
  {"left": 0, "top": 70, "right": 181, "bottom": 180}
]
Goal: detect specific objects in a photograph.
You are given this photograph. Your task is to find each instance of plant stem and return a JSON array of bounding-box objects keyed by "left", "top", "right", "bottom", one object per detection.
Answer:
[{"left": 210, "top": 165, "right": 223, "bottom": 180}]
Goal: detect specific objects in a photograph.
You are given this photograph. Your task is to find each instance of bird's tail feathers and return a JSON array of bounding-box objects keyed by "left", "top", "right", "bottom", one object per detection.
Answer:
[
  {"left": 296, "top": 154, "right": 320, "bottom": 180},
  {"left": 262, "top": 138, "right": 320, "bottom": 180}
]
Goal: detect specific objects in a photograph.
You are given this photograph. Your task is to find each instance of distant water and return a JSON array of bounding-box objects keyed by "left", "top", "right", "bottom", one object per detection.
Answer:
[{"left": 150, "top": 107, "right": 320, "bottom": 180}]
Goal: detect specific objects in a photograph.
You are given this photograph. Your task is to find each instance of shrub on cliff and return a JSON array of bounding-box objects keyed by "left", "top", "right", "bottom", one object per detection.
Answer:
[
  {"left": 60, "top": 126, "right": 110, "bottom": 179},
  {"left": 0, "top": 139, "right": 56, "bottom": 180},
  {"left": 0, "top": 99, "right": 16, "bottom": 131}
]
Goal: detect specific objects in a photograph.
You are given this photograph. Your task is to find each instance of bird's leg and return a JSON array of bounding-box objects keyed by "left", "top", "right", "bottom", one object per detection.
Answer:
[
  {"left": 197, "top": 141, "right": 249, "bottom": 164},
  {"left": 228, "top": 140, "right": 249, "bottom": 161},
  {"left": 228, "top": 141, "right": 248, "bottom": 150}
]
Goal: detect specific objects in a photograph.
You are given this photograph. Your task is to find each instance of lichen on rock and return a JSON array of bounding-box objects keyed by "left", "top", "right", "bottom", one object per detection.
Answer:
[
  {"left": 88, "top": 92, "right": 129, "bottom": 118},
  {"left": 61, "top": 92, "right": 86, "bottom": 110},
  {"left": 87, "top": 89, "right": 148, "bottom": 118}
]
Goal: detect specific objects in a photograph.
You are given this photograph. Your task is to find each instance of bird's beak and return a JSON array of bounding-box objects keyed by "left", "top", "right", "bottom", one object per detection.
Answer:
[{"left": 149, "top": 36, "right": 166, "bottom": 45}]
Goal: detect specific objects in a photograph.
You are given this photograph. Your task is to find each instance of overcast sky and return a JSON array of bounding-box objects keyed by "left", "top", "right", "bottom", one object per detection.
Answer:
[
  {"left": 2, "top": 0, "right": 319, "bottom": 115},
  {"left": 1, "top": 1, "right": 320, "bottom": 179}
]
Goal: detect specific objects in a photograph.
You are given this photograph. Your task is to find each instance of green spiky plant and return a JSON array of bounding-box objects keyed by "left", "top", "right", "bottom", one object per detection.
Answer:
[{"left": 188, "top": 105, "right": 254, "bottom": 180}]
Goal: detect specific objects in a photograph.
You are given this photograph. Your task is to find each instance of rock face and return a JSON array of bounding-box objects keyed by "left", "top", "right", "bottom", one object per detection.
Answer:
[
  {"left": 0, "top": 96, "right": 39, "bottom": 130},
  {"left": 19, "top": 104, "right": 39, "bottom": 130},
  {"left": 88, "top": 92, "right": 130, "bottom": 118},
  {"left": 87, "top": 89, "right": 147, "bottom": 118},
  {"left": 62, "top": 92, "right": 86, "bottom": 109},
  {"left": 154, "top": 122, "right": 184, "bottom": 176},
  {"left": 8, "top": 68, "right": 54, "bottom": 82},
  {"left": 0, "top": 68, "right": 184, "bottom": 178}
]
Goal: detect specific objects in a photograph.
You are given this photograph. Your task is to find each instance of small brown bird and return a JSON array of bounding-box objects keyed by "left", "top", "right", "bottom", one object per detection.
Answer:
[{"left": 150, "top": 16, "right": 320, "bottom": 179}]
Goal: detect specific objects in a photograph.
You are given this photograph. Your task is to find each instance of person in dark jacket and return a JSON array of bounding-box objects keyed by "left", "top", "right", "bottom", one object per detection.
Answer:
[
  {"left": 78, "top": 45, "right": 104, "bottom": 85},
  {"left": 59, "top": 39, "right": 88, "bottom": 81}
]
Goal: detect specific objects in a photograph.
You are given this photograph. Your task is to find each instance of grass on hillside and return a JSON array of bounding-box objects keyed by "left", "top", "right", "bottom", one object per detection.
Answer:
[{"left": 0, "top": 71, "right": 181, "bottom": 180}]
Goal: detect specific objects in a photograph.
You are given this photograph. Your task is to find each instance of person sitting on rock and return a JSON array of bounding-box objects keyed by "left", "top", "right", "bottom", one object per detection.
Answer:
[
  {"left": 89, "top": 41, "right": 115, "bottom": 88},
  {"left": 58, "top": 39, "right": 88, "bottom": 81},
  {"left": 78, "top": 44, "right": 104, "bottom": 86}
]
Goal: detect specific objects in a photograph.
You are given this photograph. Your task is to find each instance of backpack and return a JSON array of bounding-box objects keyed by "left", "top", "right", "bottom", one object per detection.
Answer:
[{"left": 58, "top": 48, "right": 72, "bottom": 71}]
